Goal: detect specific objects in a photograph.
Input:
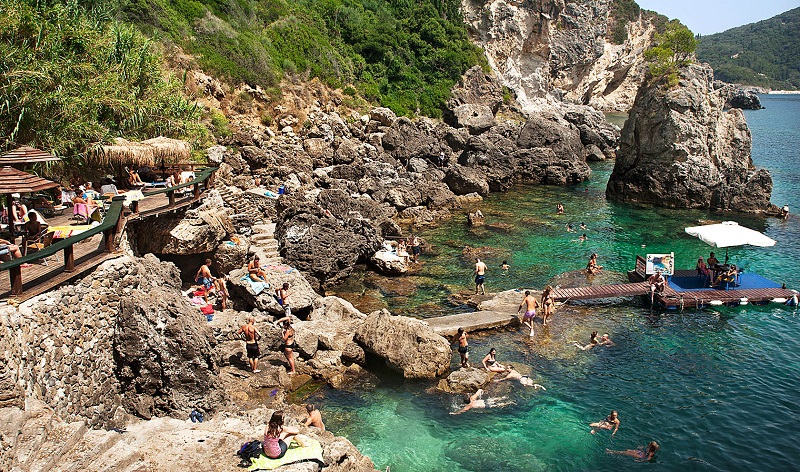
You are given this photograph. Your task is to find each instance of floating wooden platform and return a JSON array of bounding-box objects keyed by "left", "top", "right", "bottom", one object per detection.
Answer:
[
  {"left": 552, "top": 283, "right": 651, "bottom": 301},
  {"left": 655, "top": 286, "right": 796, "bottom": 309}
]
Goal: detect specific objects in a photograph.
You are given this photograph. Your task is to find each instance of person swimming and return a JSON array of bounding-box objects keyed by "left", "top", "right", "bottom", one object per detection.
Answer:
[
  {"left": 450, "top": 389, "right": 513, "bottom": 414},
  {"left": 590, "top": 410, "right": 620, "bottom": 436},
  {"left": 493, "top": 365, "right": 545, "bottom": 389},
  {"left": 574, "top": 331, "right": 599, "bottom": 350},
  {"left": 606, "top": 441, "right": 659, "bottom": 462}
]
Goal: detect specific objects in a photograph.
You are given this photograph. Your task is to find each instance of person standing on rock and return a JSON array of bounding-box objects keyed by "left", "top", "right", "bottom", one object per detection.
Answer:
[
  {"left": 411, "top": 234, "right": 421, "bottom": 263},
  {"left": 474, "top": 258, "right": 487, "bottom": 295},
  {"left": 237, "top": 317, "right": 261, "bottom": 373},
  {"left": 279, "top": 319, "right": 297, "bottom": 375},
  {"left": 517, "top": 290, "right": 539, "bottom": 337},
  {"left": 541, "top": 286, "right": 554, "bottom": 326},
  {"left": 455, "top": 327, "right": 469, "bottom": 368},
  {"left": 276, "top": 282, "right": 291, "bottom": 318}
]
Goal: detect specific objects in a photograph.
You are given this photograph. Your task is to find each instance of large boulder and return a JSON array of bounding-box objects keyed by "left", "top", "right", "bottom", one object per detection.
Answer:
[
  {"left": 444, "top": 165, "right": 490, "bottom": 196},
  {"left": 354, "top": 310, "right": 450, "bottom": 379},
  {"left": 129, "top": 194, "right": 233, "bottom": 255},
  {"left": 725, "top": 88, "right": 763, "bottom": 110},
  {"left": 436, "top": 367, "right": 491, "bottom": 394},
  {"left": 451, "top": 104, "right": 496, "bottom": 135},
  {"left": 370, "top": 249, "right": 408, "bottom": 275},
  {"left": 227, "top": 266, "right": 318, "bottom": 314},
  {"left": 275, "top": 193, "right": 385, "bottom": 289},
  {"left": 607, "top": 63, "right": 775, "bottom": 213}
]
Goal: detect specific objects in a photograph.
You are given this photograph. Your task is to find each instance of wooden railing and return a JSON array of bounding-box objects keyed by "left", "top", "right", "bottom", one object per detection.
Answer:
[{"left": 0, "top": 167, "right": 217, "bottom": 296}]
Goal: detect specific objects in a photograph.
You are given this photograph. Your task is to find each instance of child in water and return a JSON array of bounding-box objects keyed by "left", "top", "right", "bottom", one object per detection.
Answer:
[{"left": 501, "top": 260, "right": 510, "bottom": 275}]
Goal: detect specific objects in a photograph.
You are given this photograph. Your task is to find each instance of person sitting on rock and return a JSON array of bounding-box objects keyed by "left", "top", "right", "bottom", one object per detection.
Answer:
[
  {"left": 586, "top": 253, "right": 603, "bottom": 275},
  {"left": 303, "top": 404, "right": 325, "bottom": 431},
  {"left": 482, "top": 348, "right": 506, "bottom": 373},
  {"left": 263, "top": 410, "right": 306, "bottom": 459},
  {"left": 248, "top": 255, "right": 267, "bottom": 282}
]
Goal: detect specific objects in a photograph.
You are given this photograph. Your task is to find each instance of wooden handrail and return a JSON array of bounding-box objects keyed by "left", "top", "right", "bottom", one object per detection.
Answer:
[
  {"left": 0, "top": 167, "right": 217, "bottom": 295},
  {"left": 0, "top": 197, "right": 126, "bottom": 272}
]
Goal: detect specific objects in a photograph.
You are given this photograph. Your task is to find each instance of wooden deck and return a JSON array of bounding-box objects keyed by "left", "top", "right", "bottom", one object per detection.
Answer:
[
  {"left": 1, "top": 185, "right": 209, "bottom": 303},
  {"left": 552, "top": 282, "right": 651, "bottom": 301},
  {"left": 655, "top": 286, "right": 796, "bottom": 309}
]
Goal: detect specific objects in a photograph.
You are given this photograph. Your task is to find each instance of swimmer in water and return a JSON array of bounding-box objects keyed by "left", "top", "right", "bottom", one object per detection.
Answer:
[
  {"left": 450, "top": 389, "right": 512, "bottom": 415},
  {"left": 590, "top": 410, "right": 620, "bottom": 436},
  {"left": 606, "top": 441, "right": 659, "bottom": 462},
  {"left": 493, "top": 365, "right": 545, "bottom": 389},
  {"left": 574, "top": 331, "right": 599, "bottom": 350}
]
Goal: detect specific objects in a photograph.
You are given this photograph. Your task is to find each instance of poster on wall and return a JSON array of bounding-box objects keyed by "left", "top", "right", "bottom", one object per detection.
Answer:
[{"left": 646, "top": 253, "right": 674, "bottom": 275}]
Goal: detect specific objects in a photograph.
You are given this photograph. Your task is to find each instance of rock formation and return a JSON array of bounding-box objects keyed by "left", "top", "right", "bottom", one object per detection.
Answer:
[
  {"left": 606, "top": 63, "right": 775, "bottom": 213},
  {"left": 227, "top": 264, "right": 319, "bottom": 314},
  {"left": 354, "top": 310, "right": 451, "bottom": 379},
  {"left": 461, "top": 0, "right": 657, "bottom": 112},
  {"left": 0, "top": 255, "right": 223, "bottom": 428}
]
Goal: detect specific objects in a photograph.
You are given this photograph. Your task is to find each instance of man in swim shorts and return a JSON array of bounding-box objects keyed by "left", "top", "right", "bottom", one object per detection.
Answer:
[
  {"left": 517, "top": 290, "right": 540, "bottom": 337},
  {"left": 237, "top": 316, "right": 261, "bottom": 373},
  {"left": 474, "top": 258, "right": 487, "bottom": 295},
  {"left": 456, "top": 327, "right": 469, "bottom": 368},
  {"left": 411, "top": 234, "right": 421, "bottom": 263}
]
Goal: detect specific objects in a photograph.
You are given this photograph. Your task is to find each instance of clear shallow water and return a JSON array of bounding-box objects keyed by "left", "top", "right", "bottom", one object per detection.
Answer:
[{"left": 312, "top": 95, "right": 800, "bottom": 471}]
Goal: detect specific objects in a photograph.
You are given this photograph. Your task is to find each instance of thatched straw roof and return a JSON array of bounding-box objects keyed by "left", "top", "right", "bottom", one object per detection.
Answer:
[
  {"left": 92, "top": 137, "right": 191, "bottom": 167},
  {"left": 0, "top": 146, "right": 61, "bottom": 165}
]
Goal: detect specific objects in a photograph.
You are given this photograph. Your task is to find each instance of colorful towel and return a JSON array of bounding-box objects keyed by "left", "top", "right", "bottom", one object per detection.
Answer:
[
  {"left": 240, "top": 276, "right": 270, "bottom": 295},
  {"left": 247, "top": 438, "right": 324, "bottom": 471},
  {"left": 47, "top": 224, "right": 95, "bottom": 239},
  {"left": 264, "top": 264, "right": 295, "bottom": 274}
]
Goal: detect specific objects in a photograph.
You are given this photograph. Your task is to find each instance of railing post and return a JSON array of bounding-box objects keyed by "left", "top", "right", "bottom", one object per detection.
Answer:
[
  {"left": 168, "top": 189, "right": 175, "bottom": 207},
  {"left": 64, "top": 245, "right": 75, "bottom": 271},
  {"left": 104, "top": 228, "right": 114, "bottom": 252},
  {"left": 10, "top": 267, "right": 22, "bottom": 295},
  {"left": 131, "top": 200, "right": 139, "bottom": 213},
  {"left": 193, "top": 183, "right": 200, "bottom": 199}
]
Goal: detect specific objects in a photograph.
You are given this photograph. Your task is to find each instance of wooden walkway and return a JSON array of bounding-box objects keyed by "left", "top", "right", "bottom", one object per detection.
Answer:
[
  {"left": 552, "top": 282, "right": 651, "bottom": 301},
  {"left": 0, "top": 178, "right": 213, "bottom": 302}
]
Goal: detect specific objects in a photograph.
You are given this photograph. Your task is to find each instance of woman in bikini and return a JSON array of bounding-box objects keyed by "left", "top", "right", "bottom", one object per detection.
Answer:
[
  {"left": 606, "top": 441, "right": 659, "bottom": 462},
  {"left": 482, "top": 348, "right": 507, "bottom": 373},
  {"left": 280, "top": 320, "right": 297, "bottom": 375},
  {"left": 590, "top": 410, "right": 620, "bottom": 436},
  {"left": 541, "top": 286, "right": 554, "bottom": 326},
  {"left": 263, "top": 410, "right": 306, "bottom": 459}
]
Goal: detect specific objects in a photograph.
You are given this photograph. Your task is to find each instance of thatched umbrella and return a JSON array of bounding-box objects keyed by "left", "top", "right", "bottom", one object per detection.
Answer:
[
  {"left": 0, "top": 166, "right": 59, "bottom": 236},
  {"left": 0, "top": 146, "right": 61, "bottom": 166},
  {"left": 143, "top": 136, "right": 191, "bottom": 164},
  {"left": 93, "top": 138, "right": 155, "bottom": 168}
]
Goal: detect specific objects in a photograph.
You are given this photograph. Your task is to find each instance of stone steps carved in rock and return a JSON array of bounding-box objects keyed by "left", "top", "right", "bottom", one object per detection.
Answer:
[
  {"left": 10, "top": 405, "right": 54, "bottom": 469},
  {"left": 54, "top": 430, "right": 123, "bottom": 472},
  {"left": 26, "top": 420, "right": 87, "bottom": 472},
  {"left": 84, "top": 439, "right": 142, "bottom": 472}
]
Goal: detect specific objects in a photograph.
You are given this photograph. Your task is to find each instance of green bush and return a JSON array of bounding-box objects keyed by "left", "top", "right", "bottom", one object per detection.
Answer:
[{"left": 0, "top": 0, "right": 209, "bottom": 157}]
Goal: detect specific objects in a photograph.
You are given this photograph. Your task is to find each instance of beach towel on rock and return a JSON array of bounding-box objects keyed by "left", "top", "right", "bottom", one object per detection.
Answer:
[
  {"left": 247, "top": 438, "right": 324, "bottom": 471},
  {"left": 240, "top": 276, "right": 269, "bottom": 295}
]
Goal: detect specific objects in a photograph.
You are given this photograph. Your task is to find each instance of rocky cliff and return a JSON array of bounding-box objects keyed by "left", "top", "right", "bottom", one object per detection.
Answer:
[
  {"left": 461, "top": 0, "right": 657, "bottom": 112},
  {"left": 606, "top": 63, "right": 775, "bottom": 212}
]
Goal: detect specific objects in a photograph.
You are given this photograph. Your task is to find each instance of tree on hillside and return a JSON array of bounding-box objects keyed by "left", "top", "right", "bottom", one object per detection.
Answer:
[{"left": 645, "top": 21, "right": 698, "bottom": 86}]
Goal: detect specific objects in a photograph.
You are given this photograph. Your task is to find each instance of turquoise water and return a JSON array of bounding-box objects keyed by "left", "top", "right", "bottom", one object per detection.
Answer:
[{"left": 312, "top": 95, "right": 800, "bottom": 471}]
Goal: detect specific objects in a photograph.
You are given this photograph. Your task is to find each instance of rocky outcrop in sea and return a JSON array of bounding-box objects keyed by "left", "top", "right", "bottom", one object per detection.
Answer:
[{"left": 606, "top": 63, "right": 776, "bottom": 213}]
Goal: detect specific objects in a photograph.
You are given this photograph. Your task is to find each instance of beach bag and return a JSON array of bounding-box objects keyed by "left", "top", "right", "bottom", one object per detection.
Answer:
[
  {"left": 200, "top": 304, "right": 214, "bottom": 315},
  {"left": 237, "top": 440, "right": 263, "bottom": 467}
]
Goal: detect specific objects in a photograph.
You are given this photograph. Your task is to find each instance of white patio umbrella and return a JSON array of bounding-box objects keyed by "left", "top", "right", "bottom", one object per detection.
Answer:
[{"left": 685, "top": 221, "right": 776, "bottom": 263}]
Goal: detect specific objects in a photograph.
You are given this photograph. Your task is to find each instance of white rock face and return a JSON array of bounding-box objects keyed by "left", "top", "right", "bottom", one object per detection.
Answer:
[{"left": 461, "top": 0, "right": 655, "bottom": 112}]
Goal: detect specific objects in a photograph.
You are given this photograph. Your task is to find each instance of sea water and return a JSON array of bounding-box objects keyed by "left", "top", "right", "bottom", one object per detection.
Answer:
[{"left": 310, "top": 95, "right": 800, "bottom": 471}]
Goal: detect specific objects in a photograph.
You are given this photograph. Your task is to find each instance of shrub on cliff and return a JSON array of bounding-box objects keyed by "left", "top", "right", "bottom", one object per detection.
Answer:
[
  {"left": 645, "top": 21, "right": 698, "bottom": 86},
  {"left": 0, "top": 0, "right": 209, "bottom": 157}
]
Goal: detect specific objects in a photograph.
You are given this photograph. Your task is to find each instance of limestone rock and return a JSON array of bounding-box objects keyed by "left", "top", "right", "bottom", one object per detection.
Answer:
[
  {"left": 451, "top": 104, "right": 496, "bottom": 135},
  {"left": 447, "top": 65, "right": 505, "bottom": 114},
  {"left": 606, "top": 63, "right": 775, "bottom": 213},
  {"left": 368, "top": 107, "right": 397, "bottom": 127},
  {"left": 354, "top": 310, "right": 450, "bottom": 379},
  {"left": 725, "top": 88, "right": 763, "bottom": 110},
  {"left": 370, "top": 249, "right": 408, "bottom": 275},
  {"left": 227, "top": 266, "right": 318, "bottom": 315},
  {"left": 436, "top": 367, "right": 491, "bottom": 394},
  {"left": 444, "top": 165, "right": 490, "bottom": 196},
  {"left": 212, "top": 238, "right": 250, "bottom": 274}
]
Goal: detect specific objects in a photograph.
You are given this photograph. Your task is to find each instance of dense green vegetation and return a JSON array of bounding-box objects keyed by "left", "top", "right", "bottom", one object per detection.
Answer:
[
  {"left": 696, "top": 7, "right": 800, "bottom": 89},
  {"left": 645, "top": 21, "right": 698, "bottom": 86},
  {"left": 0, "top": 0, "right": 209, "bottom": 157},
  {"left": 119, "top": 0, "right": 486, "bottom": 117}
]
